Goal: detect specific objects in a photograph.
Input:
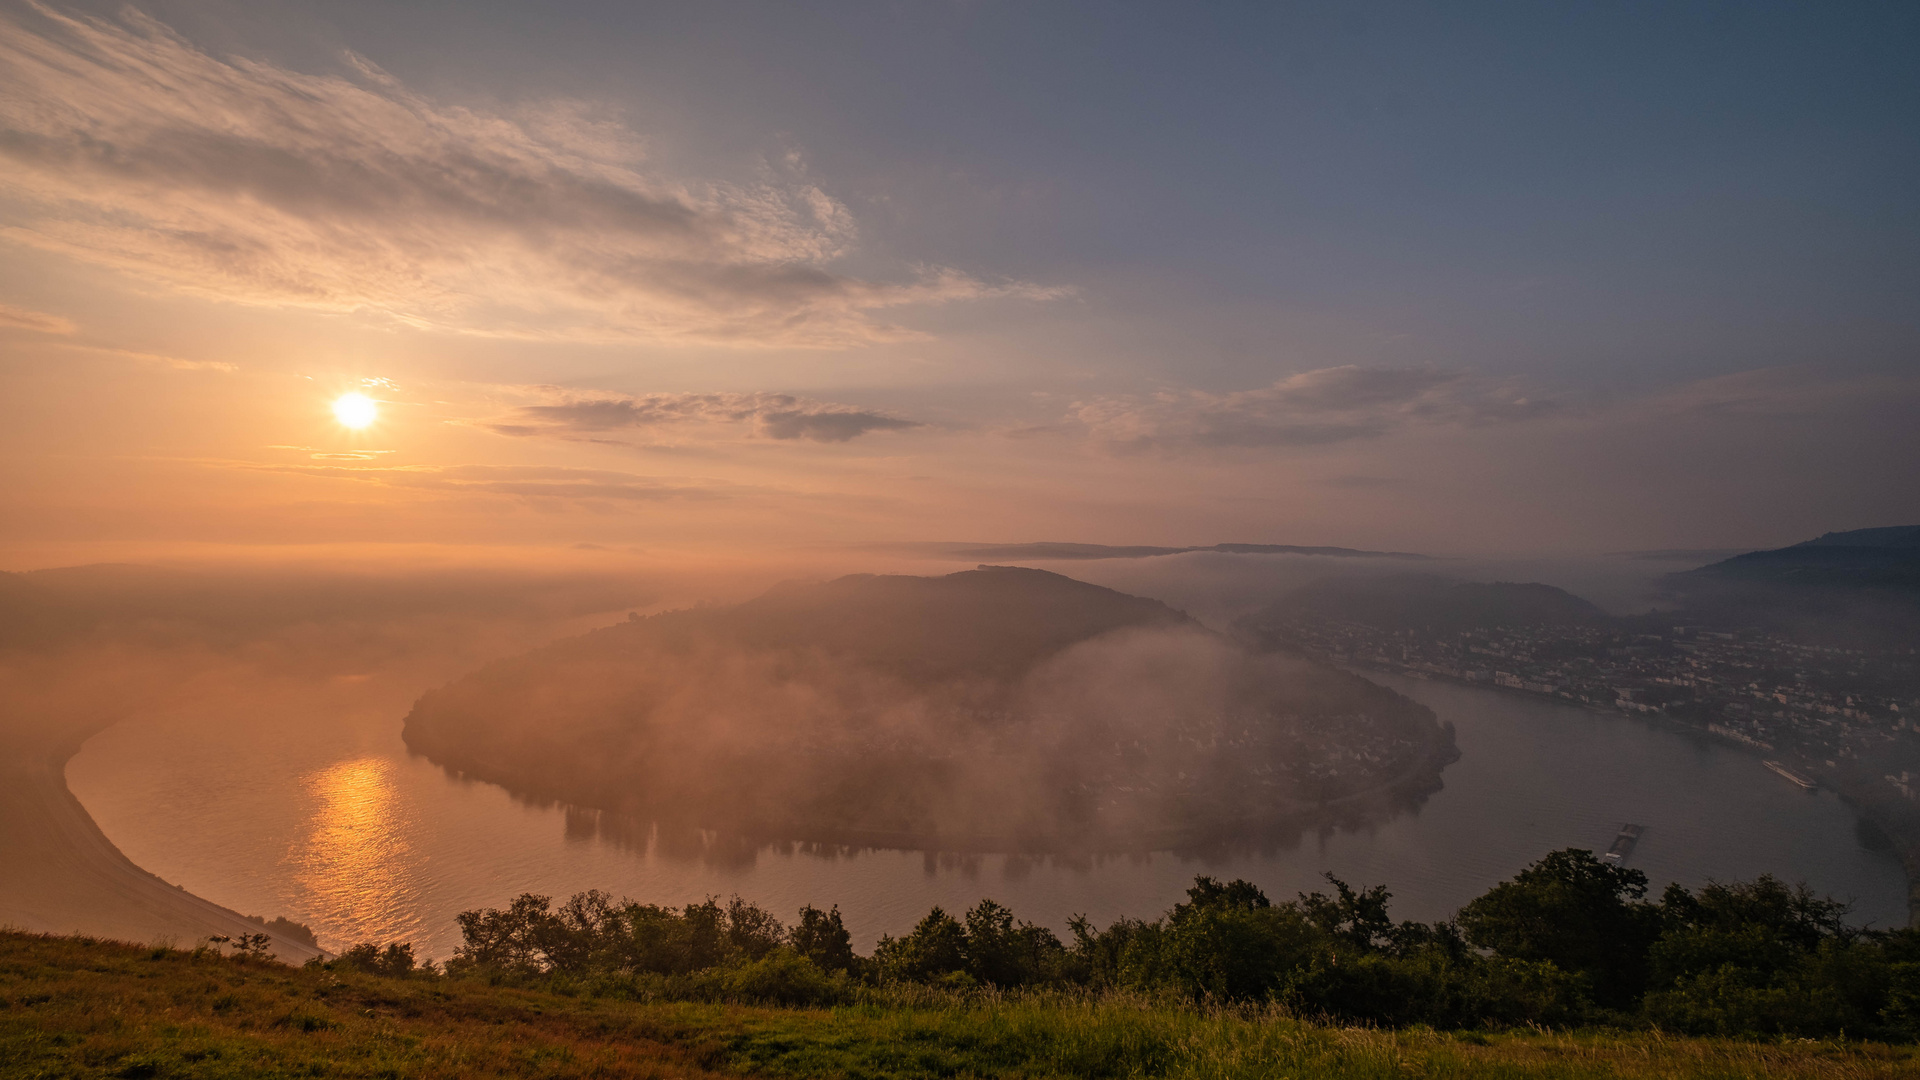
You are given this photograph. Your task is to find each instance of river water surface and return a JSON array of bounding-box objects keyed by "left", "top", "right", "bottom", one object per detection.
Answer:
[{"left": 69, "top": 673, "right": 1908, "bottom": 959}]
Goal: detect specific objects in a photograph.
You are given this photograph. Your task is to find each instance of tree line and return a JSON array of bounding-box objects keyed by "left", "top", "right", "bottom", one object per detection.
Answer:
[{"left": 329, "top": 848, "right": 1920, "bottom": 1039}]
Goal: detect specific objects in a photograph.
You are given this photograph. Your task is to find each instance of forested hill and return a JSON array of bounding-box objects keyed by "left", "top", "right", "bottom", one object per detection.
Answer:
[
  {"left": 410, "top": 565, "right": 1194, "bottom": 689},
  {"left": 403, "top": 568, "right": 1452, "bottom": 851},
  {"left": 694, "top": 566, "right": 1193, "bottom": 682},
  {"left": 1684, "top": 526, "right": 1920, "bottom": 592},
  {"left": 1665, "top": 526, "right": 1920, "bottom": 639}
]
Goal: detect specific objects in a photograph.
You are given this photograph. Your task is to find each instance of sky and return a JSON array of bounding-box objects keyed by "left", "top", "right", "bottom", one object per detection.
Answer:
[{"left": 1, "top": 0, "right": 1916, "bottom": 570}]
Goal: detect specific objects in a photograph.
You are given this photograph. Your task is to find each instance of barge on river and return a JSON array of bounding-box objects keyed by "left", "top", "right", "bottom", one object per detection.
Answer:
[
  {"left": 1602, "top": 823, "right": 1644, "bottom": 864},
  {"left": 1764, "top": 759, "right": 1818, "bottom": 790}
]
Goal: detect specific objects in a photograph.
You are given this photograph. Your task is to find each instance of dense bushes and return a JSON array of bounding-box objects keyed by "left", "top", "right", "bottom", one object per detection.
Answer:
[
  {"left": 1639, "top": 876, "right": 1904, "bottom": 1036},
  {"left": 418, "top": 848, "right": 1920, "bottom": 1038},
  {"left": 1056, "top": 869, "right": 1586, "bottom": 1028},
  {"left": 872, "top": 899, "right": 1068, "bottom": 987},
  {"left": 332, "top": 941, "right": 424, "bottom": 978},
  {"left": 435, "top": 889, "right": 854, "bottom": 1005}
]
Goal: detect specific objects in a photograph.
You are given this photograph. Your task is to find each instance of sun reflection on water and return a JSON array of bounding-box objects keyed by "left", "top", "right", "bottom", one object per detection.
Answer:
[{"left": 292, "top": 755, "right": 424, "bottom": 948}]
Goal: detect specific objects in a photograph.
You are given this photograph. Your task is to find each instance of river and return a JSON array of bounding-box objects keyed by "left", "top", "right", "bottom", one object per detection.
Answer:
[{"left": 67, "top": 672, "right": 1907, "bottom": 960}]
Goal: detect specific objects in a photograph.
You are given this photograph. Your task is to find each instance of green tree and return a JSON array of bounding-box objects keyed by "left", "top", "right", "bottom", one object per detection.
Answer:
[
  {"left": 1650, "top": 875, "right": 1850, "bottom": 987},
  {"left": 724, "top": 896, "right": 788, "bottom": 961},
  {"left": 546, "top": 890, "right": 627, "bottom": 974},
  {"left": 962, "top": 899, "right": 1063, "bottom": 986},
  {"left": 875, "top": 907, "right": 969, "bottom": 983},
  {"left": 623, "top": 902, "right": 695, "bottom": 974},
  {"left": 452, "top": 893, "right": 558, "bottom": 975},
  {"left": 681, "top": 897, "right": 730, "bottom": 970},
  {"left": 1161, "top": 877, "right": 1318, "bottom": 1000},
  {"left": 1176, "top": 876, "right": 1271, "bottom": 917},
  {"left": 1641, "top": 876, "right": 1877, "bottom": 1037},
  {"left": 791, "top": 904, "right": 855, "bottom": 973},
  {"left": 1298, "top": 874, "right": 1395, "bottom": 954},
  {"left": 1457, "top": 849, "right": 1659, "bottom": 1009}
]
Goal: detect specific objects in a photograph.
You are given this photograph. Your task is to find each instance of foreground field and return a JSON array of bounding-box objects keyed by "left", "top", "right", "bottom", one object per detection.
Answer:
[{"left": 2, "top": 932, "right": 1917, "bottom": 1080}]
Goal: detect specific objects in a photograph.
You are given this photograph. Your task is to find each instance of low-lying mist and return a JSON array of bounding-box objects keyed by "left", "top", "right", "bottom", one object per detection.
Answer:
[
  {"left": 402, "top": 568, "right": 1456, "bottom": 852},
  {"left": 0, "top": 563, "right": 694, "bottom": 765}
]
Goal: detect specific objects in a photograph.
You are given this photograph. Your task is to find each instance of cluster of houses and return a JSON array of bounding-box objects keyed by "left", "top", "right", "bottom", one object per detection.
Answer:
[{"left": 1270, "top": 616, "right": 1917, "bottom": 788}]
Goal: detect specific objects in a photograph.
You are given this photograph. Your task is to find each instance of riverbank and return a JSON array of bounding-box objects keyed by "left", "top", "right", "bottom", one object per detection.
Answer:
[
  {"left": 1346, "top": 659, "right": 1920, "bottom": 927},
  {"left": 0, "top": 723, "right": 324, "bottom": 964}
]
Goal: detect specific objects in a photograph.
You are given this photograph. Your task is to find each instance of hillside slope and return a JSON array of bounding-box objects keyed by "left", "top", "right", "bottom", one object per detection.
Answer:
[
  {"left": 1667, "top": 526, "right": 1920, "bottom": 639},
  {"left": 1686, "top": 526, "right": 1920, "bottom": 592},
  {"left": 3, "top": 931, "right": 1914, "bottom": 1080}
]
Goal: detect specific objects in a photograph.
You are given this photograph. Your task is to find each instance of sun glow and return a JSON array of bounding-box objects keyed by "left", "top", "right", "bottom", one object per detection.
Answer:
[{"left": 332, "top": 392, "right": 378, "bottom": 429}]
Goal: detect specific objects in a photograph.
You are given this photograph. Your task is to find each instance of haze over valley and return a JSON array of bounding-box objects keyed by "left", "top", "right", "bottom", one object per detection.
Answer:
[
  {"left": 3, "top": 2, "right": 1919, "bottom": 1072},
  {"left": 402, "top": 567, "right": 1455, "bottom": 851}
]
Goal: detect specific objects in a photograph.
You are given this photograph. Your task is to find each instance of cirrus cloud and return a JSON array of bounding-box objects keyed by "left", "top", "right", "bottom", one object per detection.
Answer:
[
  {"left": 489, "top": 391, "right": 922, "bottom": 444},
  {"left": 243, "top": 462, "right": 730, "bottom": 503},
  {"left": 0, "top": 301, "right": 75, "bottom": 334},
  {"left": 0, "top": 5, "right": 1063, "bottom": 346},
  {"left": 1069, "top": 365, "right": 1558, "bottom": 452}
]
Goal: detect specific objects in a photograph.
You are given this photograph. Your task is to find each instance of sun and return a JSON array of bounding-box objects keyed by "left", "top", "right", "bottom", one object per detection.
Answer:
[{"left": 332, "top": 392, "right": 378, "bottom": 429}]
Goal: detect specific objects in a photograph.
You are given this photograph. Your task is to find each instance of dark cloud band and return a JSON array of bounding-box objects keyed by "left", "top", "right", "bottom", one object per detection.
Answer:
[{"left": 490, "top": 391, "right": 922, "bottom": 444}]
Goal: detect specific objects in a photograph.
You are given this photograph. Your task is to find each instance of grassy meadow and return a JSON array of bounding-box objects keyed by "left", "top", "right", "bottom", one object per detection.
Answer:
[{"left": 3, "top": 930, "right": 1918, "bottom": 1080}]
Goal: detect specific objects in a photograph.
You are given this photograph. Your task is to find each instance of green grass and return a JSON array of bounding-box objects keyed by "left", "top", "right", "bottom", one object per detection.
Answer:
[{"left": 3, "top": 931, "right": 1918, "bottom": 1079}]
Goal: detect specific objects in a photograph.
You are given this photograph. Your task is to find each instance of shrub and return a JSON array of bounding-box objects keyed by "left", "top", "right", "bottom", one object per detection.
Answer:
[
  {"left": 702, "top": 948, "right": 850, "bottom": 1006},
  {"left": 335, "top": 942, "right": 419, "bottom": 978}
]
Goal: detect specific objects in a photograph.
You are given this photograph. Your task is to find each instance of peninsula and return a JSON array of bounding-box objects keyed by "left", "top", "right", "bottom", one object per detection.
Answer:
[{"left": 404, "top": 567, "right": 1457, "bottom": 851}]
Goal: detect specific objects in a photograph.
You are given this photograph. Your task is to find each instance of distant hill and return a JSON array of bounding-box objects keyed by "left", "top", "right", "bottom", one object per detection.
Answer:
[
  {"left": 1240, "top": 574, "right": 1605, "bottom": 637},
  {"left": 935, "top": 542, "right": 1431, "bottom": 562},
  {"left": 1795, "top": 526, "right": 1920, "bottom": 549},
  {"left": 1667, "top": 526, "right": 1920, "bottom": 639},
  {"left": 1685, "top": 527, "right": 1920, "bottom": 591},
  {"left": 690, "top": 566, "right": 1189, "bottom": 682},
  {"left": 403, "top": 568, "right": 1453, "bottom": 851}
]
